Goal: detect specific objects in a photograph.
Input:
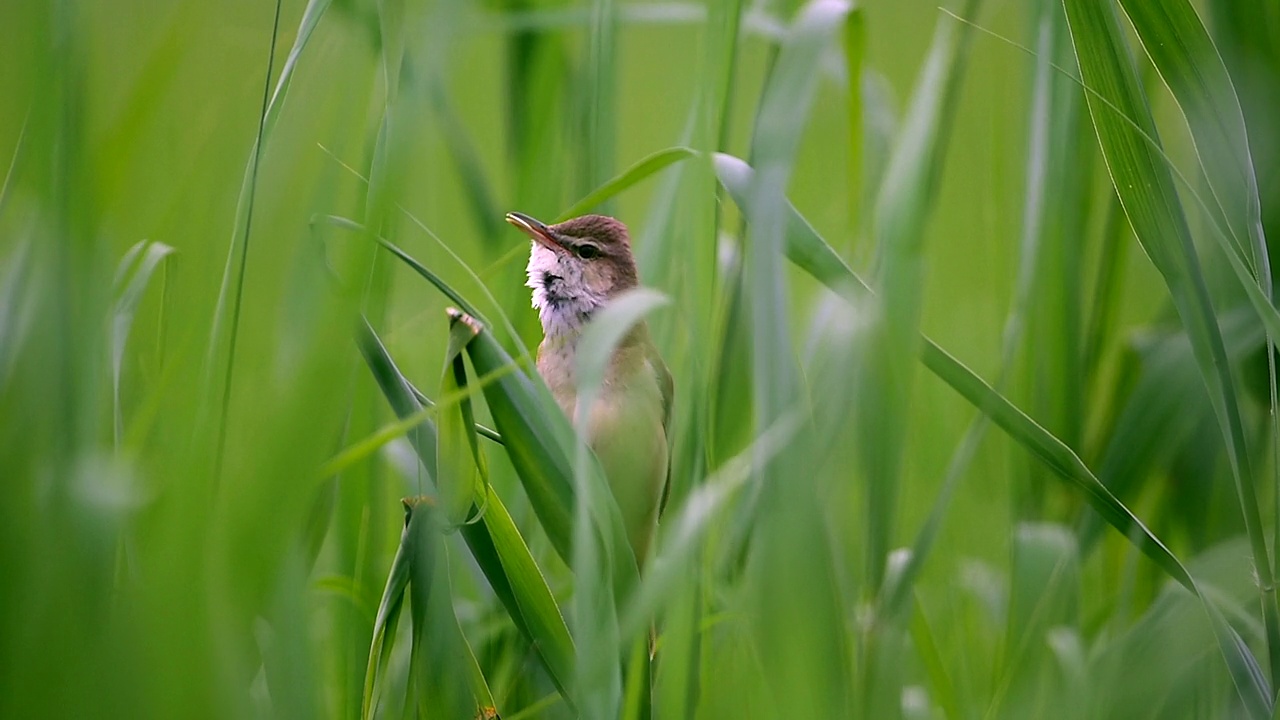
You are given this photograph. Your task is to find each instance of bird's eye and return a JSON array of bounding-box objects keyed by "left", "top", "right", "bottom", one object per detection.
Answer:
[{"left": 575, "top": 244, "right": 602, "bottom": 260}]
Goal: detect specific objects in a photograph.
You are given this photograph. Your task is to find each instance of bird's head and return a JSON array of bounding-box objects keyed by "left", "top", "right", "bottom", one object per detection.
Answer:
[{"left": 507, "top": 211, "right": 638, "bottom": 334}]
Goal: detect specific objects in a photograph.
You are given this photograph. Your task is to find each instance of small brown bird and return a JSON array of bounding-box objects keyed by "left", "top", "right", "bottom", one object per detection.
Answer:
[{"left": 505, "top": 211, "right": 673, "bottom": 568}]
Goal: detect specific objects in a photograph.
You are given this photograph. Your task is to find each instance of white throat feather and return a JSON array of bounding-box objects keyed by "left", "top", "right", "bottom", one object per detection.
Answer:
[{"left": 526, "top": 242, "right": 608, "bottom": 338}]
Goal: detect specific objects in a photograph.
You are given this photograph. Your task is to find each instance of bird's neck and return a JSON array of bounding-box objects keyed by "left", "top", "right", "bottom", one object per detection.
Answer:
[
  {"left": 537, "top": 301, "right": 597, "bottom": 343},
  {"left": 538, "top": 299, "right": 650, "bottom": 354}
]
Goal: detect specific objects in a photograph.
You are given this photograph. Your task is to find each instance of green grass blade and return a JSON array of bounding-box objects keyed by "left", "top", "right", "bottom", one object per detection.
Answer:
[
  {"left": 584, "top": 0, "right": 619, "bottom": 199},
  {"left": 920, "top": 340, "right": 1180, "bottom": 582},
  {"left": 0, "top": 239, "right": 33, "bottom": 387},
  {"left": 860, "top": 0, "right": 978, "bottom": 595},
  {"left": 991, "top": 524, "right": 1080, "bottom": 717},
  {"left": 555, "top": 147, "right": 695, "bottom": 222},
  {"left": 1063, "top": 0, "right": 1276, "bottom": 706},
  {"left": 357, "top": 320, "right": 578, "bottom": 705},
  {"left": 1117, "top": 0, "right": 1268, "bottom": 277},
  {"left": 111, "top": 240, "right": 174, "bottom": 448},
  {"left": 734, "top": 3, "right": 856, "bottom": 718},
  {"left": 843, "top": 5, "right": 866, "bottom": 251},
  {"left": 437, "top": 320, "right": 487, "bottom": 526},
  {"left": 319, "top": 214, "right": 487, "bottom": 321},
  {"left": 403, "top": 500, "right": 493, "bottom": 718},
  {"left": 909, "top": 604, "right": 961, "bottom": 720},
  {"left": 1204, "top": 601, "right": 1273, "bottom": 720},
  {"left": 742, "top": 0, "right": 848, "bottom": 426},
  {"left": 707, "top": 257, "right": 754, "bottom": 467},
  {"left": 620, "top": 634, "right": 651, "bottom": 720},
  {"left": 319, "top": 202, "right": 541, "bottom": 363},
  {"left": 713, "top": 154, "right": 861, "bottom": 295},
  {"left": 943, "top": 7, "right": 1280, "bottom": 346},
  {"left": 882, "top": 0, "right": 1078, "bottom": 618},
  {"left": 408, "top": 384, "right": 503, "bottom": 445},
  {"left": 573, "top": 289, "right": 669, "bottom": 424},
  {"left": 724, "top": 0, "right": 850, "bottom": 524},
  {"left": 572, "top": 290, "right": 669, "bottom": 574},
  {"left": 1080, "top": 310, "right": 1264, "bottom": 552},
  {"left": 266, "top": 0, "right": 332, "bottom": 123},
  {"left": 472, "top": 485, "right": 577, "bottom": 705},
  {"left": 1115, "top": 0, "right": 1280, "bottom": 668},
  {"left": 362, "top": 505, "right": 413, "bottom": 720},
  {"left": 1081, "top": 196, "right": 1130, "bottom": 384},
  {"left": 356, "top": 319, "right": 437, "bottom": 480},
  {"left": 0, "top": 111, "right": 28, "bottom": 216},
  {"left": 206, "top": 0, "right": 285, "bottom": 472},
  {"left": 449, "top": 309, "right": 577, "bottom": 563}
]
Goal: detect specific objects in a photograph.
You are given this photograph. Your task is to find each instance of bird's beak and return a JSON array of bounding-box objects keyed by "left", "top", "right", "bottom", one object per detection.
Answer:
[{"left": 505, "top": 212, "right": 565, "bottom": 254}]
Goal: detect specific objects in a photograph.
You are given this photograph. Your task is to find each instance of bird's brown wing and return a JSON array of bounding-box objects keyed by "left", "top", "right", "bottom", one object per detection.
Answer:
[{"left": 651, "top": 347, "right": 675, "bottom": 517}]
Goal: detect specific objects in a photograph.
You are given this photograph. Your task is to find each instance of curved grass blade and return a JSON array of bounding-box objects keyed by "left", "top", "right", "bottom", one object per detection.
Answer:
[
  {"left": 741, "top": 0, "right": 850, "bottom": 432},
  {"left": 357, "top": 320, "right": 437, "bottom": 481},
  {"left": 362, "top": 503, "right": 413, "bottom": 720},
  {"left": 1080, "top": 308, "right": 1264, "bottom": 551},
  {"left": 0, "top": 110, "right": 28, "bottom": 216},
  {"left": 314, "top": 153, "right": 534, "bottom": 354},
  {"left": 474, "top": 483, "right": 577, "bottom": 705},
  {"left": 1063, "top": 0, "right": 1275, "bottom": 710},
  {"left": 1117, "top": 0, "right": 1267, "bottom": 277},
  {"left": 111, "top": 240, "right": 174, "bottom": 448},
  {"left": 555, "top": 147, "right": 695, "bottom": 222},
  {"left": 318, "top": 214, "right": 486, "bottom": 321},
  {"left": 0, "top": 122, "right": 31, "bottom": 386},
  {"left": 356, "top": 320, "right": 577, "bottom": 705},
  {"left": 1115, "top": 0, "right": 1280, "bottom": 678},
  {"left": 318, "top": 367, "right": 517, "bottom": 481}
]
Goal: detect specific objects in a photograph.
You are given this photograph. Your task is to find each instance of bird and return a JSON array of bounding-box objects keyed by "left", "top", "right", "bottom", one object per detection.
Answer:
[{"left": 505, "top": 211, "right": 673, "bottom": 570}]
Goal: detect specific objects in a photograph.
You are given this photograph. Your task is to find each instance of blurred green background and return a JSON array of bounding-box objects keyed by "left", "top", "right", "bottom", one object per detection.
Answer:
[{"left": 3, "top": 0, "right": 1279, "bottom": 717}]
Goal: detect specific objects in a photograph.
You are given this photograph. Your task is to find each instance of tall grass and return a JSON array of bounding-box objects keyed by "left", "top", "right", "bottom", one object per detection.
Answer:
[{"left": 2, "top": 0, "right": 1280, "bottom": 718}]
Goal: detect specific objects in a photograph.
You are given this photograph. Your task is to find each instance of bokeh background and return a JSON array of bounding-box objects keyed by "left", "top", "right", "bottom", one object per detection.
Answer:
[{"left": 2, "top": 0, "right": 1279, "bottom": 717}]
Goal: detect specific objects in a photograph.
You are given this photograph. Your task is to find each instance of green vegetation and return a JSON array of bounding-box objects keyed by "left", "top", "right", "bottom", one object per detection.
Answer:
[{"left": 3, "top": 0, "right": 1280, "bottom": 717}]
